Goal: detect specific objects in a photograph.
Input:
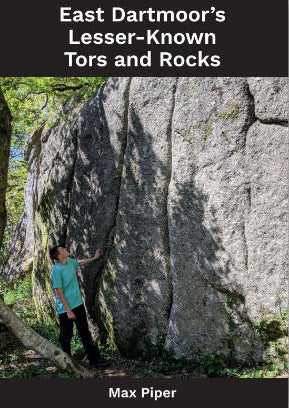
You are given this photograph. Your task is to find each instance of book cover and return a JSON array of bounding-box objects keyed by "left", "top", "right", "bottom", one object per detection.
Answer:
[{"left": 0, "top": 1, "right": 288, "bottom": 407}]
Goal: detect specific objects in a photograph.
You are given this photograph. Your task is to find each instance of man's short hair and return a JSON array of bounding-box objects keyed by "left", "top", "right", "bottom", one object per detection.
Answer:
[{"left": 49, "top": 246, "right": 61, "bottom": 261}]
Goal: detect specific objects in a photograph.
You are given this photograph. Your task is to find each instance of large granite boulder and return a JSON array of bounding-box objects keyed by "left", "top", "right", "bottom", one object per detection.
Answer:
[{"left": 2, "top": 77, "right": 288, "bottom": 364}]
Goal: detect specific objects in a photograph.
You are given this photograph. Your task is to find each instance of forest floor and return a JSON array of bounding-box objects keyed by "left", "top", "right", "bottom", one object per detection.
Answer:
[
  {"left": 1, "top": 330, "right": 287, "bottom": 379},
  {"left": 0, "top": 332, "right": 206, "bottom": 379},
  {"left": 1, "top": 276, "right": 287, "bottom": 379},
  {"left": 0, "top": 285, "right": 208, "bottom": 379}
]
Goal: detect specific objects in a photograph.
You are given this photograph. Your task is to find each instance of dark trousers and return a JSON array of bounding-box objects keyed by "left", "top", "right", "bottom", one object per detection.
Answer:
[{"left": 58, "top": 304, "right": 100, "bottom": 364}]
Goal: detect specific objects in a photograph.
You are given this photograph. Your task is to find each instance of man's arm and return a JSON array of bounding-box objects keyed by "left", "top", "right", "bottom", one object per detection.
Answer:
[
  {"left": 55, "top": 288, "right": 76, "bottom": 320},
  {"left": 78, "top": 249, "right": 101, "bottom": 267}
]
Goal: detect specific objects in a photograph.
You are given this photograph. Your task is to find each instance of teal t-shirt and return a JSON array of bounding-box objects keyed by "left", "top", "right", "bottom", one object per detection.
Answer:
[{"left": 51, "top": 257, "right": 83, "bottom": 314}]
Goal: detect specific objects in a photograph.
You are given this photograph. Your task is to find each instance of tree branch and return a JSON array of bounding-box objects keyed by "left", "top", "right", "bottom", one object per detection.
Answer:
[{"left": 0, "top": 298, "right": 94, "bottom": 378}]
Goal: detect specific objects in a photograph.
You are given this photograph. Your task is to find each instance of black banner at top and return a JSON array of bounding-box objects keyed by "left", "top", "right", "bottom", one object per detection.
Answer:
[{"left": 0, "top": 0, "right": 288, "bottom": 76}]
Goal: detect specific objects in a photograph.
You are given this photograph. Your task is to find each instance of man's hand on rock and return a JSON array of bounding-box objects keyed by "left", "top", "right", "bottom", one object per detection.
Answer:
[{"left": 93, "top": 249, "right": 101, "bottom": 260}]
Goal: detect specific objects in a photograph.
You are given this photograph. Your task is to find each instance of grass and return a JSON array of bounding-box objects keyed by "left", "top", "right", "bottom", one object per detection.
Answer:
[
  {"left": 201, "top": 358, "right": 288, "bottom": 379},
  {"left": 3, "top": 275, "right": 32, "bottom": 305}
]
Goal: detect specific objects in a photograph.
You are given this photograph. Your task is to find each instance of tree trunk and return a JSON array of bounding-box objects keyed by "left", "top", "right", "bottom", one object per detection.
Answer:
[
  {"left": 0, "top": 297, "right": 93, "bottom": 378},
  {"left": 0, "top": 87, "right": 12, "bottom": 248}
]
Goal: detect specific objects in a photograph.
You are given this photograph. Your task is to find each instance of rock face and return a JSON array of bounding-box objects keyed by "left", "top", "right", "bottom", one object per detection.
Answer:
[{"left": 3, "top": 77, "right": 288, "bottom": 364}]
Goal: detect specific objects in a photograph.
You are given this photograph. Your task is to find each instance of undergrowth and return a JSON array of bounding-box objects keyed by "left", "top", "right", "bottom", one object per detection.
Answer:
[{"left": 0, "top": 275, "right": 288, "bottom": 378}]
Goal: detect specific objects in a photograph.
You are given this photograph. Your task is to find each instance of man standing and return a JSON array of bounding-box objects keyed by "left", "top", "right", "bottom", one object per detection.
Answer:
[{"left": 49, "top": 245, "right": 108, "bottom": 368}]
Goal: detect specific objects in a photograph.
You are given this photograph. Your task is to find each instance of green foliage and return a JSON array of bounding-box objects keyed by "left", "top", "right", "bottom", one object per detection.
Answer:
[
  {"left": 101, "top": 342, "right": 188, "bottom": 377},
  {"left": 199, "top": 297, "right": 288, "bottom": 378},
  {"left": 29, "top": 321, "right": 59, "bottom": 345},
  {"left": 133, "top": 348, "right": 187, "bottom": 376},
  {"left": 0, "top": 76, "right": 108, "bottom": 254},
  {"left": 223, "top": 360, "right": 288, "bottom": 378},
  {"left": 0, "top": 275, "right": 37, "bottom": 327},
  {"left": 2, "top": 275, "right": 32, "bottom": 305},
  {"left": 199, "top": 352, "right": 288, "bottom": 378},
  {"left": 252, "top": 299, "right": 287, "bottom": 347},
  {"left": 70, "top": 334, "right": 86, "bottom": 360},
  {"left": 0, "top": 77, "right": 108, "bottom": 146},
  {"left": 200, "top": 353, "right": 226, "bottom": 377},
  {"left": 254, "top": 318, "right": 286, "bottom": 345}
]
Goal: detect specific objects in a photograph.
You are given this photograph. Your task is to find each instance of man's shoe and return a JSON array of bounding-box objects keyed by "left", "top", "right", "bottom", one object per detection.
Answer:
[{"left": 88, "top": 356, "right": 110, "bottom": 369}]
